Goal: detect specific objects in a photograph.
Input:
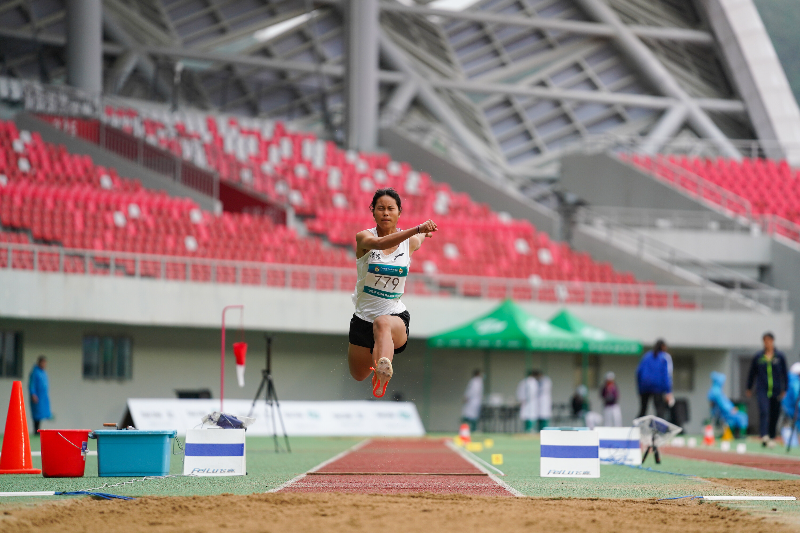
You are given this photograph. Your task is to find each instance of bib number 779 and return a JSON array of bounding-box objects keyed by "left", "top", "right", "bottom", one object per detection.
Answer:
[{"left": 373, "top": 275, "right": 400, "bottom": 290}]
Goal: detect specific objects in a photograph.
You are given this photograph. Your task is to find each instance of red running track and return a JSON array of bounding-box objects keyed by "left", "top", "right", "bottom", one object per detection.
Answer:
[
  {"left": 279, "top": 439, "right": 514, "bottom": 496},
  {"left": 663, "top": 446, "right": 800, "bottom": 475}
]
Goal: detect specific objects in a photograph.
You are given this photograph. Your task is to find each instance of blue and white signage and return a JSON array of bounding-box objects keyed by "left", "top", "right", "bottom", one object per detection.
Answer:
[
  {"left": 183, "top": 428, "right": 246, "bottom": 476},
  {"left": 540, "top": 428, "right": 600, "bottom": 478},
  {"left": 597, "top": 427, "right": 642, "bottom": 466}
]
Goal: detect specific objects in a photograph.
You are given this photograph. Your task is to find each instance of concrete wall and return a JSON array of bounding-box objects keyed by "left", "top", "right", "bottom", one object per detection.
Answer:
[
  {"left": 380, "top": 127, "right": 561, "bottom": 238},
  {"left": 636, "top": 230, "right": 771, "bottom": 268},
  {"left": 0, "top": 269, "right": 791, "bottom": 349},
  {"left": 14, "top": 112, "right": 219, "bottom": 212},
  {"left": 0, "top": 317, "right": 727, "bottom": 435},
  {"left": 561, "top": 153, "right": 715, "bottom": 212}
]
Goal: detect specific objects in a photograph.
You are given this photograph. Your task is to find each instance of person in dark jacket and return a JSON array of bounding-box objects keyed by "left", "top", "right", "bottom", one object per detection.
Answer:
[
  {"left": 746, "top": 332, "right": 788, "bottom": 447},
  {"left": 636, "top": 339, "right": 673, "bottom": 419}
]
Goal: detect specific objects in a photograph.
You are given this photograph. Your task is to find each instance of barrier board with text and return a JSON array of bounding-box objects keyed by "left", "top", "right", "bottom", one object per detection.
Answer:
[{"left": 127, "top": 399, "right": 425, "bottom": 437}]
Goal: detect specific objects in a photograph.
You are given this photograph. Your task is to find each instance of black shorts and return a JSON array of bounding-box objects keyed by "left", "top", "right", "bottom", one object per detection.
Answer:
[{"left": 349, "top": 310, "right": 410, "bottom": 354}]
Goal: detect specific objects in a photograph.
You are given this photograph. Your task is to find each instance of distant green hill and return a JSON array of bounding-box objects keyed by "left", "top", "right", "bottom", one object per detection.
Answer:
[{"left": 753, "top": 0, "right": 800, "bottom": 105}]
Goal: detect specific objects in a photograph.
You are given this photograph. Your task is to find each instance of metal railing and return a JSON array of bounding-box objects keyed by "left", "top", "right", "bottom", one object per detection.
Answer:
[
  {"left": 576, "top": 208, "right": 777, "bottom": 302},
  {"left": 623, "top": 155, "right": 753, "bottom": 220},
  {"left": 578, "top": 133, "right": 800, "bottom": 162},
  {"left": 585, "top": 206, "right": 755, "bottom": 234},
  {"left": 0, "top": 241, "right": 788, "bottom": 313},
  {"left": 617, "top": 154, "right": 800, "bottom": 250},
  {"left": 36, "top": 114, "right": 220, "bottom": 201}
]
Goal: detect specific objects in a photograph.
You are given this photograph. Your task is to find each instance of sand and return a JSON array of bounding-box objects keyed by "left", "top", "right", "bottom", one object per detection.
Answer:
[{"left": 1, "top": 490, "right": 797, "bottom": 533}]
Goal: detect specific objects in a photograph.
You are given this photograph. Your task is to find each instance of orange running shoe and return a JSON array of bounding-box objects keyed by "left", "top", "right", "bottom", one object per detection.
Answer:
[{"left": 370, "top": 357, "right": 393, "bottom": 398}]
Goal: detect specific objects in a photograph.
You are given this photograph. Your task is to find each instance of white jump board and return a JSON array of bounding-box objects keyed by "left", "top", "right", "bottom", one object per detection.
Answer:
[
  {"left": 184, "top": 429, "right": 246, "bottom": 476},
  {"left": 597, "top": 427, "right": 642, "bottom": 466},
  {"left": 540, "top": 428, "right": 600, "bottom": 478},
  {"left": 127, "top": 399, "right": 425, "bottom": 437}
]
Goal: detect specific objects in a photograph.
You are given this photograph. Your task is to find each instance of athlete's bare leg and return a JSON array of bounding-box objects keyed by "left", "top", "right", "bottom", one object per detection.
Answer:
[
  {"left": 372, "top": 315, "right": 407, "bottom": 365},
  {"left": 347, "top": 315, "right": 408, "bottom": 381},
  {"left": 348, "top": 345, "right": 374, "bottom": 381}
]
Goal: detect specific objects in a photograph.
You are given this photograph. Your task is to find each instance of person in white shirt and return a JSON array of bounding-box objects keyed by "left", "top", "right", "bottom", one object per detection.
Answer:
[
  {"left": 516, "top": 371, "right": 539, "bottom": 432},
  {"left": 534, "top": 370, "right": 552, "bottom": 431},
  {"left": 461, "top": 369, "right": 484, "bottom": 432}
]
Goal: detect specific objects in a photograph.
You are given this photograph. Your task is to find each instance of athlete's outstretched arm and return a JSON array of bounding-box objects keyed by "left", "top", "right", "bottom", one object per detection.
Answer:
[
  {"left": 359, "top": 220, "right": 437, "bottom": 254},
  {"left": 410, "top": 220, "right": 436, "bottom": 253}
]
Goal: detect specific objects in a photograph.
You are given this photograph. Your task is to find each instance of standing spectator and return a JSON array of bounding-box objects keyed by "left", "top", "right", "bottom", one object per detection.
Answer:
[
  {"left": 636, "top": 339, "right": 673, "bottom": 419},
  {"left": 601, "top": 372, "right": 622, "bottom": 427},
  {"left": 28, "top": 355, "right": 51, "bottom": 434},
  {"left": 746, "top": 332, "right": 788, "bottom": 447},
  {"left": 534, "top": 370, "right": 552, "bottom": 431},
  {"left": 461, "top": 369, "right": 483, "bottom": 432},
  {"left": 571, "top": 385, "right": 589, "bottom": 421},
  {"left": 516, "top": 371, "right": 539, "bottom": 432},
  {"left": 571, "top": 384, "right": 602, "bottom": 428}
]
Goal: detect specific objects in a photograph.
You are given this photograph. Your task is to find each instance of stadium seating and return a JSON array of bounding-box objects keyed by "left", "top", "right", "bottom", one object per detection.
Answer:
[
  {"left": 624, "top": 154, "right": 800, "bottom": 225},
  {"left": 0, "top": 119, "right": 353, "bottom": 282},
  {"left": 95, "top": 105, "right": 643, "bottom": 285},
  {"left": 3, "top": 110, "right": 700, "bottom": 306}
]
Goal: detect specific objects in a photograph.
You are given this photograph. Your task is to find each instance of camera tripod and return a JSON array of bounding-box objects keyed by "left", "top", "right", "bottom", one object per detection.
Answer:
[{"left": 248, "top": 334, "right": 290, "bottom": 453}]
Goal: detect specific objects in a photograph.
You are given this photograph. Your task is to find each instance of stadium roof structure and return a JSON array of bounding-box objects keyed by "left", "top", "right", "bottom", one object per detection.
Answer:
[{"left": 1, "top": 0, "right": 799, "bottom": 185}]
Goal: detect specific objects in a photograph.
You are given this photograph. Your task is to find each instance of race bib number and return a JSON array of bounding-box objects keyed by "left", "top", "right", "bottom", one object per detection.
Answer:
[{"left": 363, "top": 264, "right": 407, "bottom": 300}]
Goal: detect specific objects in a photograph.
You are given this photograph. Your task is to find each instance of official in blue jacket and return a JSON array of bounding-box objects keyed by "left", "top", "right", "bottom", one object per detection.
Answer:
[
  {"left": 746, "top": 332, "right": 788, "bottom": 447},
  {"left": 28, "top": 355, "right": 51, "bottom": 433},
  {"left": 636, "top": 339, "right": 673, "bottom": 419}
]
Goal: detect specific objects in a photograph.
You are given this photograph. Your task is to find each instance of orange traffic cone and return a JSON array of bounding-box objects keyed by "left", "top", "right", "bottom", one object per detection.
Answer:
[
  {"left": 703, "top": 424, "right": 715, "bottom": 446},
  {"left": 0, "top": 381, "right": 41, "bottom": 474},
  {"left": 459, "top": 423, "right": 471, "bottom": 444}
]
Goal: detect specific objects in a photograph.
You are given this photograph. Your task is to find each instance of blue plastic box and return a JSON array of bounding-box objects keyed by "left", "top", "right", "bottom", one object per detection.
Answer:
[{"left": 90, "top": 430, "right": 177, "bottom": 477}]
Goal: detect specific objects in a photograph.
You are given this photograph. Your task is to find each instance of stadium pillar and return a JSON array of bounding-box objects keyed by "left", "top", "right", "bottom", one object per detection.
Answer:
[
  {"left": 345, "top": 0, "right": 379, "bottom": 151},
  {"left": 66, "top": 0, "right": 103, "bottom": 94}
]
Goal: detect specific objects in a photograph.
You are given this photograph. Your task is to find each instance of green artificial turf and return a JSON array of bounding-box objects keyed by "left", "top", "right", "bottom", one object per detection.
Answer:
[
  {"left": 2, "top": 432, "right": 799, "bottom": 507},
  {"left": 0, "top": 435, "right": 360, "bottom": 503},
  {"left": 461, "top": 433, "right": 797, "bottom": 499}
]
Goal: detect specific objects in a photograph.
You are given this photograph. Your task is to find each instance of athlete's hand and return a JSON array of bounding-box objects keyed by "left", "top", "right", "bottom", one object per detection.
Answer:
[{"left": 418, "top": 219, "right": 437, "bottom": 237}]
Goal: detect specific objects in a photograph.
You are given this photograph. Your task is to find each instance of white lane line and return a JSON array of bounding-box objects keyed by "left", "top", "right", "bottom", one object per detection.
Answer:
[
  {"left": 703, "top": 496, "right": 796, "bottom": 501},
  {"left": 445, "top": 440, "right": 524, "bottom": 497},
  {"left": 265, "top": 438, "right": 372, "bottom": 493}
]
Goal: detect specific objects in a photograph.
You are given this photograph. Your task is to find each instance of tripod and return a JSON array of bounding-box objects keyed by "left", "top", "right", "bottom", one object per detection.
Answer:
[
  {"left": 248, "top": 334, "right": 291, "bottom": 453},
  {"left": 641, "top": 428, "right": 661, "bottom": 464}
]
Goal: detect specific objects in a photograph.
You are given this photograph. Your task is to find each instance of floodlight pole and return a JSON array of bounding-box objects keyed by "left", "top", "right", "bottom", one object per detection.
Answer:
[{"left": 221, "top": 304, "right": 244, "bottom": 412}]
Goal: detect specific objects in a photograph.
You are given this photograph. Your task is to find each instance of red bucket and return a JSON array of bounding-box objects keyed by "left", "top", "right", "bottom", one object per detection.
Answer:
[{"left": 39, "top": 429, "right": 91, "bottom": 478}]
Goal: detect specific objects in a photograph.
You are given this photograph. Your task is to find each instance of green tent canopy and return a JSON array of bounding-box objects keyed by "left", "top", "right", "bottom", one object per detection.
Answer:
[
  {"left": 548, "top": 309, "right": 643, "bottom": 355},
  {"left": 427, "top": 299, "right": 584, "bottom": 352}
]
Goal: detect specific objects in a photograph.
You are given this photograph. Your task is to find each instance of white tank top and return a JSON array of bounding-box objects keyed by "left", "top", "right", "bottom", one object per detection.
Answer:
[{"left": 352, "top": 227, "right": 411, "bottom": 322}]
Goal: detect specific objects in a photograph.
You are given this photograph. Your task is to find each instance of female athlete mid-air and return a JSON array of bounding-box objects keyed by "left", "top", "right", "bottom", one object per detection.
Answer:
[{"left": 349, "top": 188, "right": 437, "bottom": 397}]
